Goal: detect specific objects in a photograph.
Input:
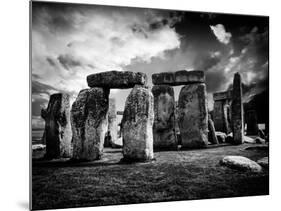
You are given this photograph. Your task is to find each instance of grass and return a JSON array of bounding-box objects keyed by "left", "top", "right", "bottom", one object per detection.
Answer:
[{"left": 32, "top": 144, "right": 269, "bottom": 210}]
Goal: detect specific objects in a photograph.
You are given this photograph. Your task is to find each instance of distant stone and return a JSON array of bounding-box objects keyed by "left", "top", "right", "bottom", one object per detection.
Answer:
[
  {"left": 255, "top": 137, "right": 266, "bottom": 144},
  {"left": 213, "top": 90, "right": 232, "bottom": 101},
  {"left": 231, "top": 72, "right": 244, "bottom": 144},
  {"left": 122, "top": 85, "right": 154, "bottom": 161},
  {"left": 208, "top": 117, "right": 219, "bottom": 144},
  {"left": 107, "top": 98, "right": 119, "bottom": 147},
  {"left": 87, "top": 70, "right": 147, "bottom": 89},
  {"left": 71, "top": 88, "right": 109, "bottom": 161},
  {"left": 246, "top": 110, "right": 259, "bottom": 135},
  {"left": 178, "top": 83, "right": 208, "bottom": 148},
  {"left": 152, "top": 70, "right": 205, "bottom": 86},
  {"left": 225, "top": 134, "right": 234, "bottom": 144},
  {"left": 152, "top": 85, "right": 177, "bottom": 149},
  {"left": 244, "top": 136, "right": 255, "bottom": 144},
  {"left": 220, "top": 156, "right": 262, "bottom": 173},
  {"left": 216, "top": 132, "right": 227, "bottom": 143},
  {"left": 257, "top": 157, "right": 269, "bottom": 168},
  {"left": 32, "top": 144, "right": 46, "bottom": 151},
  {"left": 41, "top": 93, "right": 72, "bottom": 159}
]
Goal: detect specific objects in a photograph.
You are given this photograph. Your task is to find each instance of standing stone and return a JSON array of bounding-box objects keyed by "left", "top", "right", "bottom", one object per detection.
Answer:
[
  {"left": 213, "top": 91, "right": 232, "bottom": 133},
  {"left": 121, "top": 85, "right": 154, "bottom": 161},
  {"left": 71, "top": 88, "right": 109, "bottom": 161},
  {"left": 208, "top": 116, "right": 219, "bottom": 144},
  {"left": 178, "top": 83, "right": 208, "bottom": 148},
  {"left": 246, "top": 110, "right": 259, "bottom": 135},
  {"left": 107, "top": 98, "right": 121, "bottom": 147},
  {"left": 231, "top": 72, "right": 244, "bottom": 144},
  {"left": 152, "top": 85, "right": 177, "bottom": 150},
  {"left": 41, "top": 93, "right": 72, "bottom": 159}
]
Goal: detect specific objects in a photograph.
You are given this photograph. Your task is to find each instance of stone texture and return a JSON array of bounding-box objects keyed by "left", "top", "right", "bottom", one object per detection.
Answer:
[
  {"left": 213, "top": 99, "right": 231, "bottom": 134},
  {"left": 87, "top": 70, "right": 147, "bottom": 89},
  {"left": 257, "top": 157, "right": 269, "bottom": 168},
  {"left": 152, "top": 70, "right": 205, "bottom": 86},
  {"left": 41, "top": 93, "right": 72, "bottom": 159},
  {"left": 152, "top": 85, "right": 177, "bottom": 149},
  {"left": 121, "top": 85, "right": 154, "bottom": 161},
  {"left": 220, "top": 156, "right": 262, "bottom": 173},
  {"left": 216, "top": 132, "right": 227, "bottom": 143},
  {"left": 213, "top": 90, "right": 232, "bottom": 101},
  {"left": 231, "top": 73, "right": 244, "bottom": 144},
  {"left": 71, "top": 88, "right": 109, "bottom": 161},
  {"left": 244, "top": 135, "right": 255, "bottom": 144},
  {"left": 178, "top": 83, "right": 208, "bottom": 148},
  {"left": 208, "top": 117, "right": 219, "bottom": 144},
  {"left": 106, "top": 98, "right": 120, "bottom": 148},
  {"left": 246, "top": 110, "right": 259, "bottom": 135},
  {"left": 255, "top": 137, "right": 266, "bottom": 144}
]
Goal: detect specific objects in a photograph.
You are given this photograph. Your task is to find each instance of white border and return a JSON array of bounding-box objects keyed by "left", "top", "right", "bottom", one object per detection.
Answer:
[{"left": 0, "top": 0, "right": 280, "bottom": 211}]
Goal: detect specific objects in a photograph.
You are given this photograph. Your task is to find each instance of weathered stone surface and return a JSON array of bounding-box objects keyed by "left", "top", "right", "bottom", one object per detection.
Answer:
[
  {"left": 257, "top": 157, "right": 269, "bottom": 168},
  {"left": 121, "top": 85, "right": 154, "bottom": 161},
  {"left": 208, "top": 117, "right": 219, "bottom": 144},
  {"left": 213, "top": 100, "right": 231, "bottom": 133},
  {"left": 87, "top": 70, "right": 147, "bottom": 89},
  {"left": 216, "top": 132, "right": 227, "bottom": 143},
  {"left": 220, "top": 156, "right": 262, "bottom": 172},
  {"left": 178, "top": 83, "right": 208, "bottom": 148},
  {"left": 152, "top": 85, "right": 177, "bottom": 149},
  {"left": 106, "top": 98, "right": 120, "bottom": 148},
  {"left": 152, "top": 70, "right": 205, "bottom": 86},
  {"left": 244, "top": 135, "right": 255, "bottom": 144},
  {"left": 213, "top": 90, "right": 232, "bottom": 101},
  {"left": 231, "top": 73, "right": 244, "bottom": 144},
  {"left": 246, "top": 110, "right": 259, "bottom": 135},
  {"left": 71, "top": 88, "right": 109, "bottom": 161},
  {"left": 41, "top": 93, "right": 72, "bottom": 159},
  {"left": 255, "top": 137, "right": 266, "bottom": 144}
]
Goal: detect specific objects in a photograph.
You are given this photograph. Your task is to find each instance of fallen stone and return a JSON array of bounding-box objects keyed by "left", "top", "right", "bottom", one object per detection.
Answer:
[
  {"left": 87, "top": 70, "right": 147, "bottom": 89},
  {"left": 32, "top": 144, "right": 46, "bottom": 151},
  {"left": 244, "top": 136, "right": 255, "bottom": 144},
  {"left": 41, "top": 93, "right": 72, "bottom": 159},
  {"left": 220, "top": 156, "right": 262, "bottom": 173},
  {"left": 122, "top": 85, "right": 154, "bottom": 161},
  {"left": 255, "top": 137, "right": 266, "bottom": 144},
  {"left": 244, "top": 145, "right": 269, "bottom": 151},
  {"left": 215, "top": 132, "right": 227, "bottom": 143},
  {"left": 152, "top": 85, "right": 177, "bottom": 149},
  {"left": 257, "top": 157, "right": 269, "bottom": 168},
  {"left": 71, "top": 88, "right": 109, "bottom": 161},
  {"left": 178, "top": 83, "right": 208, "bottom": 148},
  {"left": 231, "top": 72, "right": 244, "bottom": 144},
  {"left": 208, "top": 117, "right": 219, "bottom": 144},
  {"left": 152, "top": 70, "right": 205, "bottom": 86}
]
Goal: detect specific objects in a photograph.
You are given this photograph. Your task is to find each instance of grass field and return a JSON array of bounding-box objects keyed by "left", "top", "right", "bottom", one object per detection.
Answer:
[{"left": 32, "top": 144, "right": 269, "bottom": 210}]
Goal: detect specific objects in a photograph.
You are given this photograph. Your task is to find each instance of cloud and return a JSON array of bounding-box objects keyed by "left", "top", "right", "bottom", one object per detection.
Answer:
[{"left": 210, "top": 24, "right": 232, "bottom": 44}]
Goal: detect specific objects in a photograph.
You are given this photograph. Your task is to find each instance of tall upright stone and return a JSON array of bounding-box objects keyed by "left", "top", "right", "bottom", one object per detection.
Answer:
[
  {"left": 107, "top": 98, "right": 120, "bottom": 147},
  {"left": 178, "top": 83, "right": 208, "bottom": 148},
  {"left": 122, "top": 85, "right": 154, "bottom": 161},
  {"left": 208, "top": 115, "right": 219, "bottom": 144},
  {"left": 213, "top": 90, "right": 232, "bottom": 133},
  {"left": 152, "top": 85, "right": 177, "bottom": 150},
  {"left": 41, "top": 93, "right": 72, "bottom": 159},
  {"left": 71, "top": 88, "right": 109, "bottom": 161},
  {"left": 246, "top": 110, "right": 259, "bottom": 135},
  {"left": 231, "top": 72, "right": 244, "bottom": 144}
]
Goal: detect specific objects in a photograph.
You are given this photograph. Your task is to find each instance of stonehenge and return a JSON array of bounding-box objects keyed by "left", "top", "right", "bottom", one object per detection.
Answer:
[
  {"left": 122, "top": 85, "right": 154, "bottom": 161},
  {"left": 39, "top": 69, "right": 250, "bottom": 162},
  {"left": 231, "top": 72, "right": 244, "bottom": 144},
  {"left": 152, "top": 85, "right": 177, "bottom": 150},
  {"left": 71, "top": 88, "right": 109, "bottom": 161},
  {"left": 213, "top": 90, "right": 232, "bottom": 134},
  {"left": 41, "top": 93, "right": 72, "bottom": 159},
  {"left": 178, "top": 83, "right": 208, "bottom": 148}
]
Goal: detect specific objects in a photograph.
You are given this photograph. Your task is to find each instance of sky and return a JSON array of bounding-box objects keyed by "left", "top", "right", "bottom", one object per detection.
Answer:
[{"left": 31, "top": 1, "right": 269, "bottom": 129}]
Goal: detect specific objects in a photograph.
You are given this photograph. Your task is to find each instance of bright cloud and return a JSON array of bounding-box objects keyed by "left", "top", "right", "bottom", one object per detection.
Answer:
[{"left": 210, "top": 24, "right": 232, "bottom": 44}]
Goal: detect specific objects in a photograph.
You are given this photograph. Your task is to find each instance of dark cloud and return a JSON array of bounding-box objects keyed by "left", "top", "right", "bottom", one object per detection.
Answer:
[
  {"left": 46, "top": 57, "right": 56, "bottom": 67},
  {"left": 205, "top": 70, "right": 228, "bottom": 93},
  {"left": 32, "top": 80, "right": 58, "bottom": 95},
  {"left": 57, "top": 54, "right": 82, "bottom": 70}
]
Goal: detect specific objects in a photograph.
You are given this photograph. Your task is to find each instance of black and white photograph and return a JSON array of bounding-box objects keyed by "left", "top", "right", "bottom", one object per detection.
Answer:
[{"left": 31, "top": 1, "right": 269, "bottom": 210}]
